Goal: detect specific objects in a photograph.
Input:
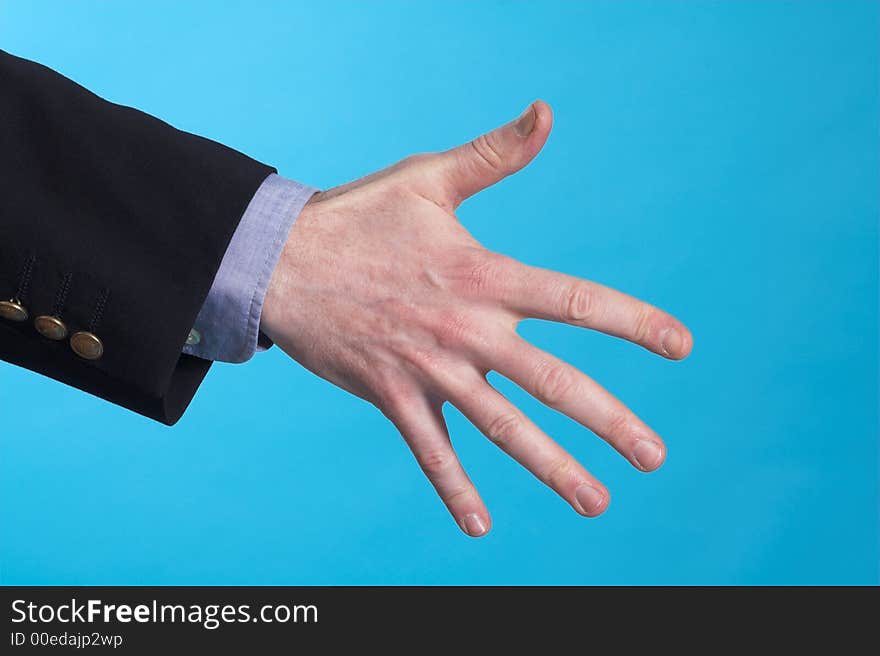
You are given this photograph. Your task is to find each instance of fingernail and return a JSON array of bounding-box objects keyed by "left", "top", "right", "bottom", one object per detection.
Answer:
[
  {"left": 575, "top": 484, "right": 607, "bottom": 516},
  {"left": 632, "top": 440, "right": 664, "bottom": 471},
  {"left": 461, "top": 513, "right": 488, "bottom": 537},
  {"left": 513, "top": 103, "right": 536, "bottom": 137},
  {"left": 660, "top": 328, "right": 682, "bottom": 357}
]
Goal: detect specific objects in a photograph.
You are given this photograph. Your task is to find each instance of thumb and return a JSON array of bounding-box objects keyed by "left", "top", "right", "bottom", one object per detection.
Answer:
[{"left": 439, "top": 100, "right": 552, "bottom": 207}]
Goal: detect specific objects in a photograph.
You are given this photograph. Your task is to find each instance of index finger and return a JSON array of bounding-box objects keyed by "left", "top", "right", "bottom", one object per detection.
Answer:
[{"left": 485, "top": 256, "right": 693, "bottom": 359}]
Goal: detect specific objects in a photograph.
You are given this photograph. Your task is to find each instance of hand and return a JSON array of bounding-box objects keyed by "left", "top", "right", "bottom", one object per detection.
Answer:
[{"left": 261, "top": 101, "right": 693, "bottom": 537}]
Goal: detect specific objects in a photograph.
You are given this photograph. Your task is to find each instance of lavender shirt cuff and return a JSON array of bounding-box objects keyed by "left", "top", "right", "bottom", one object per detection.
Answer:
[{"left": 183, "top": 174, "right": 318, "bottom": 363}]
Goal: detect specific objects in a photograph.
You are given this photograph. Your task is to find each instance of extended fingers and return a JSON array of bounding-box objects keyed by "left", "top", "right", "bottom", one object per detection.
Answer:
[
  {"left": 475, "top": 256, "right": 692, "bottom": 359},
  {"left": 485, "top": 335, "right": 667, "bottom": 472},
  {"left": 385, "top": 391, "right": 491, "bottom": 537},
  {"left": 445, "top": 372, "right": 610, "bottom": 517}
]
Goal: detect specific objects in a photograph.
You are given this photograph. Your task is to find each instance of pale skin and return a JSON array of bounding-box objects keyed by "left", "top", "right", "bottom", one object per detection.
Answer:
[{"left": 261, "top": 101, "right": 693, "bottom": 537}]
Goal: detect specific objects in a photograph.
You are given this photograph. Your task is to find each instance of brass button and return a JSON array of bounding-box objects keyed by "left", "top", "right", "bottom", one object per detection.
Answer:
[
  {"left": 34, "top": 315, "right": 69, "bottom": 341},
  {"left": 70, "top": 331, "right": 104, "bottom": 360},
  {"left": 0, "top": 299, "right": 28, "bottom": 322}
]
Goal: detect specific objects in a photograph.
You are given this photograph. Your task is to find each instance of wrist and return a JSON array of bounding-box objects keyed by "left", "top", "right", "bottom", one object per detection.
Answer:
[{"left": 261, "top": 192, "right": 322, "bottom": 342}]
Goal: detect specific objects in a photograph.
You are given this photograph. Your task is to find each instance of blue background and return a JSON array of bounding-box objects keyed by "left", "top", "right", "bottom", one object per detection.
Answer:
[{"left": 1, "top": 1, "right": 877, "bottom": 585}]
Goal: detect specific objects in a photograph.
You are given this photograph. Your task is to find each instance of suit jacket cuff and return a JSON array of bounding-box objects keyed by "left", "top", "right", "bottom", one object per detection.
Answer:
[{"left": 183, "top": 174, "right": 318, "bottom": 363}]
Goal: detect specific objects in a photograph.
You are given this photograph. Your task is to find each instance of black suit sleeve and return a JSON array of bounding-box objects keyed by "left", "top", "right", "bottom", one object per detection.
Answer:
[{"left": 0, "top": 49, "right": 275, "bottom": 425}]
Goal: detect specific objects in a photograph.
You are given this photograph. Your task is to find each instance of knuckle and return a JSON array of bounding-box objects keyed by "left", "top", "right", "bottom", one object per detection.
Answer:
[
  {"left": 469, "top": 134, "right": 505, "bottom": 172},
  {"left": 562, "top": 284, "right": 595, "bottom": 322},
  {"left": 400, "top": 152, "right": 435, "bottom": 168},
  {"left": 443, "top": 485, "right": 473, "bottom": 505},
  {"left": 435, "top": 312, "right": 484, "bottom": 351},
  {"left": 417, "top": 449, "right": 454, "bottom": 478},
  {"left": 484, "top": 413, "right": 523, "bottom": 448},
  {"left": 542, "top": 456, "right": 574, "bottom": 488},
  {"left": 463, "top": 258, "right": 496, "bottom": 294},
  {"left": 446, "top": 249, "right": 504, "bottom": 296},
  {"left": 533, "top": 361, "right": 576, "bottom": 406},
  {"left": 401, "top": 345, "right": 444, "bottom": 379},
  {"left": 605, "top": 410, "right": 634, "bottom": 444},
  {"left": 634, "top": 306, "right": 658, "bottom": 343},
  {"left": 377, "top": 380, "right": 418, "bottom": 418}
]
